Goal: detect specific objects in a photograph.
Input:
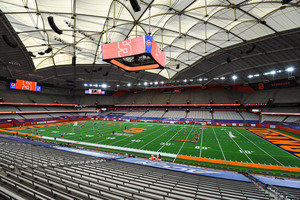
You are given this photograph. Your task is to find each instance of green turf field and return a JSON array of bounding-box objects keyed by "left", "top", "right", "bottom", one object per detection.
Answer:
[{"left": 2, "top": 121, "right": 300, "bottom": 176}]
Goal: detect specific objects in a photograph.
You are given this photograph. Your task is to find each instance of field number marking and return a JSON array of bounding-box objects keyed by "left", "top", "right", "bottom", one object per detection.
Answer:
[
  {"left": 131, "top": 139, "right": 142, "bottom": 142},
  {"left": 195, "top": 146, "right": 208, "bottom": 150},
  {"left": 160, "top": 142, "right": 171, "bottom": 146},
  {"left": 239, "top": 150, "right": 253, "bottom": 154}
]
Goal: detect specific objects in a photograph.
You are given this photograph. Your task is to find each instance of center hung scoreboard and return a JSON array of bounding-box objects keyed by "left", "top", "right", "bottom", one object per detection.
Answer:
[
  {"left": 102, "top": 35, "right": 166, "bottom": 71},
  {"left": 10, "top": 79, "right": 41, "bottom": 92}
]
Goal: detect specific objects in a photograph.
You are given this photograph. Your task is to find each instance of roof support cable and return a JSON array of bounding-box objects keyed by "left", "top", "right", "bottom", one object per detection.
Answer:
[
  {"left": 205, "top": 0, "right": 208, "bottom": 17},
  {"left": 24, "top": 0, "right": 28, "bottom": 8},
  {"left": 161, "top": 28, "right": 164, "bottom": 50},
  {"left": 185, "top": 35, "right": 190, "bottom": 61},
  {"left": 179, "top": 14, "right": 181, "bottom": 38},
  {"left": 106, "top": 19, "right": 108, "bottom": 43},
  {"left": 184, "top": 34, "right": 186, "bottom": 50},
  {"left": 72, "top": 0, "right": 77, "bottom": 81},
  {"left": 136, "top": 24, "right": 138, "bottom": 37},
  {"left": 234, "top": 7, "right": 237, "bottom": 21},
  {"left": 205, "top": 22, "right": 207, "bottom": 40},
  {"left": 35, "top": 13, "right": 39, "bottom": 29},
  {"left": 148, "top": 6, "right": 151, "bottom": 35},
  {"left": 113, "top": 0, "right": 116, "bottom": 27}
]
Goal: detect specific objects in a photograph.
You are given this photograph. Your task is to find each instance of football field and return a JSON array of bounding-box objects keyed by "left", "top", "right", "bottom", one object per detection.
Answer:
[{"left": 2, "top": 121, "right": 300, "bottom": 174}]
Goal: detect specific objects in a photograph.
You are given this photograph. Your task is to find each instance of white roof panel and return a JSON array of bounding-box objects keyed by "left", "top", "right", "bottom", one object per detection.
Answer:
[{"left": 1, "top": 0, "right": 299, "bottom": 80}]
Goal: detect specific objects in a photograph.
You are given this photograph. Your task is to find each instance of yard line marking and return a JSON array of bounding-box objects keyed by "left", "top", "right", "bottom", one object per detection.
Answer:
[
  {"left": 173, "top": 125, "right": 195, "bottom": 162},
  {"left": 234, "top": 129, "right": 284, "bottom": 166},
  {"left": 223, "top": 129, "right": 254, "bottom": 164},
  {"left": 211, "top": 127, "right": 226, "bottom": 161},
  {"left": 156, "top": 128, "right": 182, "bottom": 152},
  {"left": 199, "top": 126, "right": 204, "bottom": 157},
  {"left": 139, "top": 128, "right": 171, "bottom": 149},
  {"left": 122, "top": 126, "right": 166, "bottom": 147},
  {"left": 108, "top": 125, "right": 159, "bottom": 145}
]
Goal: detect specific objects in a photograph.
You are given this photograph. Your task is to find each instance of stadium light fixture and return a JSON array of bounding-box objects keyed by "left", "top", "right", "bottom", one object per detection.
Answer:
[
  {"left": 277, "top": 70, "right": 282, "bottom": 73},
  {"left": 94, "top": 84, "right": 98, "bottom": 87},
  {"left": 232, "top": 75, "right": 237, "bottom": 80},
  {"left": 102, "top": 84, "right": 107, "bottom": 88},
  {"left": 127, "top": 83, "right": 131, "bottom": 87},
  {"left": 160, "top": 81, "right": 164, "bottom": 84},
  {"left": 150, "top": 82, "right": 153, "bottom": 84},
  {"left": 183, "top": 79, "right": 187, "bottom": 83},
  {"left": 248, "top": 75, "right": 253, "bottom": 79},
  {"left": 89, "top": 84, "right": 92, "bottom": 87},
  {"left": 84, "top": 83, "right": 88, "bottom": 87},
  {"left": 286, "top": 67, "right": 294, "bottom": 72},
  {"left": 198, "top": 78, "right": 202, "bottom": 81},
  {"left": 204, "top": 78, "right": 208, "bottom": 81},
  {"left": 254, "top": 74, "right": 260, "bottom": 77},
  {"left": 220, "top": 77, "right": 225, "bottom": 80},
  {"left": 270, "top": 70, "right": 276, "bottom": 75},
  {"left": 154, "top": 81, "right": 158, "bottom": 85},
  {"left": 190, "top": 79, "right": 193, "bottom": 82},
  {"left": 213, "top": 78, "right": 219, "bottom": 80},
  {"left": 116, "top": 84, "right": 120, "bottom": 87},
  {"left": 144, "top": 82, "right": 148, "bottom": 86},
  {"left": 138, "top": 83, "right": 141, "bottom": 86}
]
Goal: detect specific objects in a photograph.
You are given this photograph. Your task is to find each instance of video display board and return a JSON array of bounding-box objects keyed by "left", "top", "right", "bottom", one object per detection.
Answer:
[
  {"left": 85, "top": 89, "right": 105, "bottom": 95},
  {"left": 102, "top": 35, "right": 166, "bottom": 71},
  {"left": 10, "top": 79, "right": 41, "bottom": 92}
]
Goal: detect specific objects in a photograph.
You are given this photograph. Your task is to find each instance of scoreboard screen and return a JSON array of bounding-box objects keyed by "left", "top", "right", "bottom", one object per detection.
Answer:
[
  {"left": 10, "top": 79, "right": 41, "bottom": 92},
  {"left": 102, "top": 35, "right": 166, "bottom": 71},
  {"left": 85, "top": 89, "right": 105, "bottom": 95},
  {"left": 102, "top": 36, "right": 145, "bottom": 60}
]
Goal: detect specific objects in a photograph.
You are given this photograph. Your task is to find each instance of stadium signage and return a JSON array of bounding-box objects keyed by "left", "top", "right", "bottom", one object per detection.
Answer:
[
  {"left": 10, "top": 79, "right": 41, "bottom": 92},
  {"left": 247, "top": 129, "right": 300, "bottom": 158},
  {"left": 250, "top": 79, "right": 298, "bottom": 90}
]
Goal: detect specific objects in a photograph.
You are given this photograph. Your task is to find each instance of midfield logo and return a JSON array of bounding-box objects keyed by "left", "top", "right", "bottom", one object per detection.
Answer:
[{"left": 123, "top": 128, "right": 147, "bottom": 133}]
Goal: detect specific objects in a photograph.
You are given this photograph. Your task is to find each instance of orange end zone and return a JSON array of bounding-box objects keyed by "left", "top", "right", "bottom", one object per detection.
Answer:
[{"left": 177, "top": 155, "right": 300, "bottom": 172}]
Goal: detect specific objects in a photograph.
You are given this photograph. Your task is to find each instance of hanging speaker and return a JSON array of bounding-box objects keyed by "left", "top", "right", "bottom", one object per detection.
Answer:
[
  {"left": 28, "top": 51, "right": 36, "bottom": 57},
  {"left": 44, "top": 47, "right": 52, "bottom": 53},
  {"left": 176, "top": 64, "right": 180, "bottom": 69},
  {"left": 129, "top": 0, "right": 141, "bottom": 12},
  {"left": 72, "top": 56, "right": 76, "bottom": 66},
  {"left": 48, "top": 16, "right": 63, "bottom": 35},
  {"left": 246, "top": 45, "right": 256, "bottom": 54},
  {"left": 226, "top": 57, "right": 231, "bottom": 63},
  {"left": 103, "top": 72, "right": 109, "bottom": 76},
  {"left": 282, "top": 0, "right": 292, "bottom": 4},
  {"left": 2, "top": 35, "right": 17, "bottom": 48}
]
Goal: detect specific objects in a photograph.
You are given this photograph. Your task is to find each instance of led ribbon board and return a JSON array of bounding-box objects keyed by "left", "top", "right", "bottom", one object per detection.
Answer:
[{"left": 102, "top": 35, "right": 166, "bottom": 71}]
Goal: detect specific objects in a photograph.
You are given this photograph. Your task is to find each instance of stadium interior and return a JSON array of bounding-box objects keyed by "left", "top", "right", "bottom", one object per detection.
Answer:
[{"left": 0, "top": 0, "right": 300, "bottom": 199}]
